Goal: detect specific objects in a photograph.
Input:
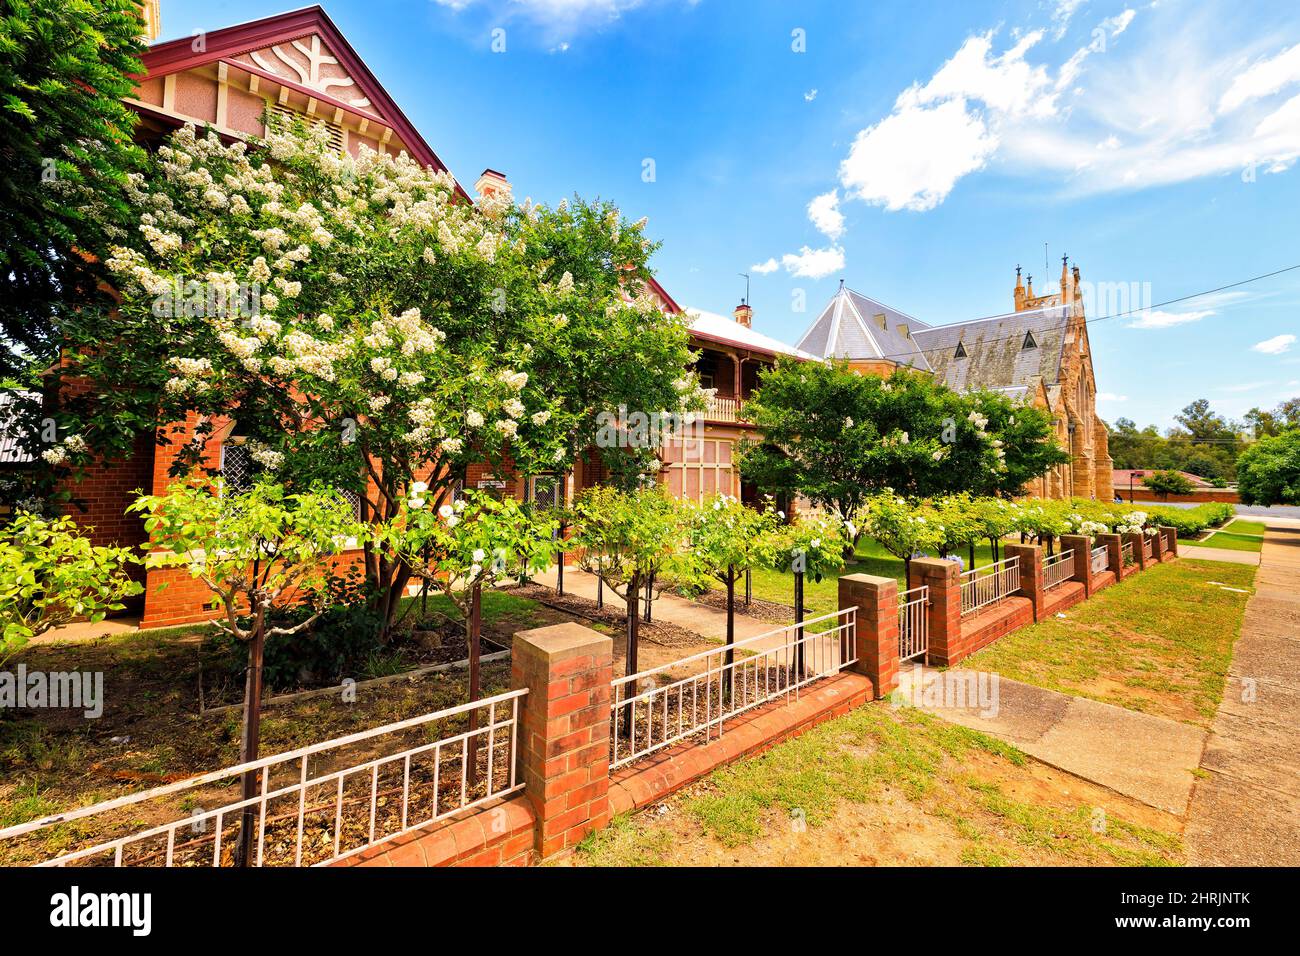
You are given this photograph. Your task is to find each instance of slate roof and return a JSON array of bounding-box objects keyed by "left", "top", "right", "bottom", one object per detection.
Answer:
[
  {"left": 911, "top": 304, "right": 1070, "bottom": 393},
  {"left": 794, "top": 285, "right": 932, "bottom": 370}
]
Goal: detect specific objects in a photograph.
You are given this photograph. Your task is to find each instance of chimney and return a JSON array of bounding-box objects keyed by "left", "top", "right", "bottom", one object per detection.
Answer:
[
  {"left": 733, "top": 301, "right": 753, "bottom": 329},
  {"left": 137, "top": 1, "right": 161, "bottom": 42},
  {"left": 474, "top": 168, "right": 510, "bottom": 202}
]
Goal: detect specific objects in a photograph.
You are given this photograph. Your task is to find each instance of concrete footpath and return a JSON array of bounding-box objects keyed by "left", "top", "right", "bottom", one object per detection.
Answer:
[
  {"left": 1185, "top": 522, "right": 1300, "bottom": 865},
  {"left": 896, "top": 666, "right": 1206, "bottom": 815}
]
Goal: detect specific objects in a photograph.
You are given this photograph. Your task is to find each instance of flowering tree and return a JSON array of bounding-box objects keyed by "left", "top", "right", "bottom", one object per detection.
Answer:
[
  {"left": 381, "top": 489, "right": 558, "bottom": 775},
  {"left": 568, "top": 485, "right": 695, "bottom": 675},
  {"left": 382, "top": 488, "right": 559, "bottom": 677},
  {"left": 64, "top": 119, "right": 700, "bottom": 635},
  {"left": 768, "top": 513, "right": 847, "bottom": 674},
  {"left": 0, "top": 512, "right": 142, "bottom": 663},
  {"left": 739, "top": 364, "right": 1064, "bottom": 555},
  {"left": 685, "top": 495, "right": 782, "bottom": 696},
  {"left": 858, "top": 495, "right": 944, "bottom": 580},
  {"left": 130, "top": 479, "right": 367, "bottom": 864}
]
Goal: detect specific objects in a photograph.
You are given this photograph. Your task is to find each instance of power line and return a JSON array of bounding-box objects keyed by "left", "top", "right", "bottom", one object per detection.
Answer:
[{"left": 866, "top": 261, "right": 1300, "bottom": 364}]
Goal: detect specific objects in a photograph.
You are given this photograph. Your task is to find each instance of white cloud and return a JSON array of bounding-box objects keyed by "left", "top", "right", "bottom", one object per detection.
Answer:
[
  {"left": 1220, "top": 42, "right": 1300, "bottom": 113},
  {"left": 1052, "top": 0, "right": 1088, "bottom": 40},
  {"left": 806, "top": 190, "right": 844, "bottom": 240},
  {"left": 1252, "top": 333, "right": 1297, "bottom": 354},
  {"left": 840, "top": 98, "right": 998, "bottom": 211},
  {"left": 1127, "top": 308, "right": 1216, "bottom": 329},
  {"left": 781, "top": 245, "right": 845, "bottom": 279},
  {"left": 833, "top": 6, "right": 1300, "bottom": 211},
  {"left": 1096, "top": 392, "right": 1128, "bottom": 402},
  {"left": 750, "top": 258, "right": 779, "bottom": 274},
  {"left": 804, "top": 89, "right": 818, "bottom": 102}
]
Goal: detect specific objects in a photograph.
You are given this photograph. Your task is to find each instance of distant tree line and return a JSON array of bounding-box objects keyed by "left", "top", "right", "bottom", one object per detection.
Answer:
[{"left": 1106, "top": 397, "right": 1300, "bottom": 486}]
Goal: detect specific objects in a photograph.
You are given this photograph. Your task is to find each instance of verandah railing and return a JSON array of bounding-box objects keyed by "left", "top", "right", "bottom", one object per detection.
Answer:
[
  {"left": 898, "top": 585, "right": 929, "bottom": 663},
  {"left": 1042, "top": 549, "right": 1075, "bottom": 591},
  {"left": 609, "top": 607, "right": 857, "bottom": 769},
  {"left": 959, "top": 555, "right": 1020, "bottom": 616},
  {"left": 1122, "top": 540, "right": 1134, "bottom": 564},
  {"left": 1091, "top": 544, "right": 1109, "bottom": 574},
  {"left": 1142, "top": 535, "right": 1154, "bottom": 559},
  {"left": 0, "top": 689, "right": 527, "bottom": 868}
]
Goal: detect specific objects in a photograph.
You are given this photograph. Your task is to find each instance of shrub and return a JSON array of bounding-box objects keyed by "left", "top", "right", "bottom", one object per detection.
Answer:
[{"left": 1142, "top": 470, "right": 1195, "bottom": 499}]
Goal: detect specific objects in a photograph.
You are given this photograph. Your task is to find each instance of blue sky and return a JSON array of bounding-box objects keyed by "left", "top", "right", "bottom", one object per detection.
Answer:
[{"left": 160, "top": 0, "right": 1300, "bottom": 429}]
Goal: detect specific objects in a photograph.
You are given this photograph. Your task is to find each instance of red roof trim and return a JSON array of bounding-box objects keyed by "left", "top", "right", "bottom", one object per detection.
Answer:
[
  {"left": 647, "top": 275, "right": 682, "bottom": 314},
  {"left": 136, "top": 5, "right": 467, "bottom": 198}
]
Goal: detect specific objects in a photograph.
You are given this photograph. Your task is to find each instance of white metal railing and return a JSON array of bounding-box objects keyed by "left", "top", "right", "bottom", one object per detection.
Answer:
[
  {"left": 1091, "top": 545, "right": 1109, "bottom": 574},
  {"left": 609, "top": 607, "right": 856, "bottom": 769},
  {"left": 960, "top": 556, "right": 1020, "bottom": 616},
  {"left": 0, "top": 688, "right": 527, "bottom": 868},
  {"left": 1042, "top": 549, "right": 1075, "bottom": 591},
  {"left": 898, "top": 585, "right": 929, "bottom": 663},
  {"left": 705, "top": 395, "right": 744, "bottom": 422},
  {"left": 1142, "top": 536, "right": 1154, "bottom": 559},
  {"left": 1122, "top": 540, "right": 1134, "bottom": 564}
]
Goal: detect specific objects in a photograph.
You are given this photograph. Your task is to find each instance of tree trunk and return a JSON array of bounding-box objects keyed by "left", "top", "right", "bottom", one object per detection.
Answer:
[
  {"left": 744, "top": 567, "right": 752, "bottom": 607},
  {"left": 793, "top": 570, "right": 805, "bottom": 678},
  {"left": 596, "top": 572, "right": 603, "bottom": 609},
  {"left": 466, "top": 582, "right": 483, "bottom": 786},
  {"left": 968, "top": 541, "right": 976, "bottom": 571},
  {"left": 235, "top": 621, "right": 266, "bottom": 868},
  {"left": 622, "top": 571, "right": 640, "bottom": 738},
  {"left": 642, "top": 572, "right": 653, "bottom": 623},
  {"left": 723, "top": 566, "right": 736, "bottom": 702}
]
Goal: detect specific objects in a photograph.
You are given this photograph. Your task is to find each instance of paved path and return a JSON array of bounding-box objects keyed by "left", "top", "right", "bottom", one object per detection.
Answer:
[
  {"left": 534, "top": 567, "right": 847, "bottom": 674},
  {"left": 895, "top": 666, "right": 1206, "bottom": 814},
  {"left": 1185, "top": 520, "right": 1300, "bottom": 865}
]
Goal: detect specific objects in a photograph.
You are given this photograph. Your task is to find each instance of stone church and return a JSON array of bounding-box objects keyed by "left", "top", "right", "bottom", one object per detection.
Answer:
[{"left": 796, "top": 259, "right": 1113, "bottom": 501}]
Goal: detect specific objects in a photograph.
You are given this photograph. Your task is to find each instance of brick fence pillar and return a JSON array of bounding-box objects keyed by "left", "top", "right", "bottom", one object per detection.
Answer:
[
  {"left": 1061, "top": 534, "right": 1093, "bottom": 596},
  {"left": 1003, "top": 542, "right": 1043, "bottom": 621},
  {"left": 1124, "top": 531, "right": 1148, "bottom": 571},
  {"left": 1098, "top": 533, "right": 1123, "bottom": 578},
  {"left": 1161, "top": 525, "right": 1178, "bottom": 558},
  {"left": 511, "top": 623, "right": 612, "bottom": 859},
  {"left": 838, "top": 574, "right": 899, "bottom": 700},
  {"left": 908, "top": 557, "right": 962, "bottom": 667}
]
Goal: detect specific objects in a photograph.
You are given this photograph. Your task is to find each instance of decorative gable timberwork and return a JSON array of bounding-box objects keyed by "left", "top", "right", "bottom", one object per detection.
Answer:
[{"left": 237, "top": 34, "right": 376, "bottom": 116}]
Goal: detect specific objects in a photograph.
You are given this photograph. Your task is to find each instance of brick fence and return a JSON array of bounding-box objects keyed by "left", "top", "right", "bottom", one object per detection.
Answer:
[{"left": 341, "top": 526, "right": 1180, "bottom": 867}]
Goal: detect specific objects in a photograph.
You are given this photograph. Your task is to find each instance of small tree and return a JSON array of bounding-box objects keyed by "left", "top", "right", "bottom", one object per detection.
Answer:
[
  {"left": 685, "top": 496, "right": 782, "bottom": 698},
  {"left": 769, "top": 514, "right": 846, "bottom": 674},
  {"left": 381, "top": 489, "right": 558, "bottom": 775},
  {"left": 0, "top": 512, "right": 142, "bottom": 663},
  {"left": 568, "top": 485, "right": 694, "bottom": 677},
  {"left": 130, "top": 480, "right": 367, "bottom": 865},
  {"left": 1237, "top": 429, "right": 1300, "bottom": 506},
  {"left": 858, "top": 494, "right": 944, "bottom": 581},
  {"left": 1142, "top": 470, "right": 1195, "bottom": 500}
]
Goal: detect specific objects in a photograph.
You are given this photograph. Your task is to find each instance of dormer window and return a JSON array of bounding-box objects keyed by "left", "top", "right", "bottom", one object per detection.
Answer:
[
  {"left": 954, "top": 341, "right": 968, "bottom": 359},
  {"left": 1022, "top": 331, "right": 1037, "bottom": 350}
]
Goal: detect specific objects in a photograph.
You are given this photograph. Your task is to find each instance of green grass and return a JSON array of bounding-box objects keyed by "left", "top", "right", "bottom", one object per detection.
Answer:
[
  {"left": 1193, "top": 531, "right": 1263, "bottom": 552},
  {"left": 1223, "top": 519, "right": 1267, "bottom": 536},
  {"left": 960, "top": 559, "right": 1256, "bottom": 725},
  {"left": 737, "top": 536, "right": 1001, "bottom": 618},
  {"left": 575, "top": 703, "right": 1181, "bottom": 867}
]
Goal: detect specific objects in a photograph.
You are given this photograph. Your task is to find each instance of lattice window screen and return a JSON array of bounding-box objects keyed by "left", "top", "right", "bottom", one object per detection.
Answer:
[{"left": 269, "top": 104, "right": 344, "bottom": 153}]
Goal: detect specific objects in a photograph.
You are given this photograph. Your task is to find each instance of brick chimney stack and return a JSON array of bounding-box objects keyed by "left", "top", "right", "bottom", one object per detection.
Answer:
[
  {"left": 733, "top": 302, "right": 753, "bottom": 329},
  {"left": 474, "top": 168, "right": 510, "bottom": 202}
]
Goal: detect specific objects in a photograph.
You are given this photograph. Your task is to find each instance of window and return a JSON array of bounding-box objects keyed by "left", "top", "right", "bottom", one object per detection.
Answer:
[
  {"left": 953, "top": 341, "right": 968, "bottom": 359},
  {"left": 1022, "top": 331, "right": 1037, "bottom": 350},
  {"left": 527, "top": 473, "right": 564, "bottom": 511},
  {"left": 219, "top": 439, "right": 362, "bottom": 518},
  {"left": 661, "top": 437, "right": 735, "bottom": 502}
]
